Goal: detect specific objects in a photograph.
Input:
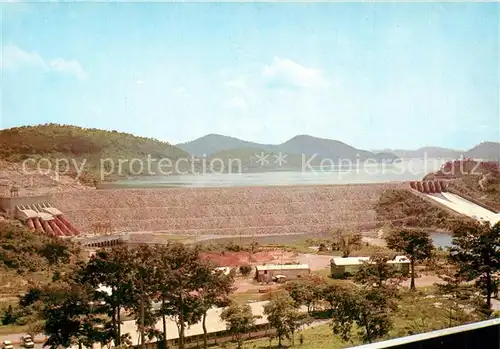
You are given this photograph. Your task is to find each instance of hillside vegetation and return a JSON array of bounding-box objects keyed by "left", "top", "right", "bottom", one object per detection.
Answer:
[
  {"left": 424, "top": 160, "right": 500, "bottom": 211},
  {"left": 0, "top": 124, "right": 191, "bottom": 183},
  {"left": 0, "top": 221, "right": 81, "bottom": 293},
  {"left": 375, "top": 189, "right": 461, "bottom": 229}
]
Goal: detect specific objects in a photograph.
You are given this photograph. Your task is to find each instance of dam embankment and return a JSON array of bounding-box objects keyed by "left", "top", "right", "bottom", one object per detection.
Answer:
[{"left": 52, "top": 182, "right": 408, "bottom": 235}]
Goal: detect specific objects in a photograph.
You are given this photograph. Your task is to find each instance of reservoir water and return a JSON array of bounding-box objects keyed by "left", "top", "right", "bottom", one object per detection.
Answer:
[
  {"left": 106, "top": 159, "right": 448, "bottom": 188},
  {"left": 431, "top": 232, "right": 453, "bottom": 249}
]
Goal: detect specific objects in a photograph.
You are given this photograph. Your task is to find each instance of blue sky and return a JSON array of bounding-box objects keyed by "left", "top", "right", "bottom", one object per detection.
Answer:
[{"left": 1, "top": 2, "right": 498, "bottom": 150}]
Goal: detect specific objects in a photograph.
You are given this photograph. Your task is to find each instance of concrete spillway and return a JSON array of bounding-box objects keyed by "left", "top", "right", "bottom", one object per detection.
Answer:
[{"left": 426, "top": 192, "right": 500, "bottom": 225}]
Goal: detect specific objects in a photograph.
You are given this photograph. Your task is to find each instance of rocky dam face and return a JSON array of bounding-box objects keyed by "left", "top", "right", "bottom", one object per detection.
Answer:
[{"left": 51, "top": 183, "right": 408, "bottom": 236}]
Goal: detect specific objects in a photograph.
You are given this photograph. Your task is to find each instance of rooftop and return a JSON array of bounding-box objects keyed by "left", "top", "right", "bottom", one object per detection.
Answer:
[
  {"left": 332, "top": 256, "right": 409, "bottom": 266},
  {"left": 255, "top": 264, "right": 310, "bottom": 271},
  {"left": 332, "top": 257, "right": 370, "bottom": 266}
]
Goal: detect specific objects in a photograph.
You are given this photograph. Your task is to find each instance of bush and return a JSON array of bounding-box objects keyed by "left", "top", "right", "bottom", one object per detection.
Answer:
[
  {"left": 1, "top": 305, "right": 16, "bottom": 325},
  {"left": 239, "top": 264, "right": 253, "bottom": 276},
  {"left": 318, "top": 243, "right": 329, "bottom": 252},
  {"left": 225, "top": 241, "right": 244, "bottom": 252}
]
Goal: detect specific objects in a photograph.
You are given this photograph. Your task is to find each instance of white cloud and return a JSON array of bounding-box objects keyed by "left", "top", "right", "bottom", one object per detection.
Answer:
[
  {"left": 224, "top": 77, "right": 246, "bottom": 89},
  {"left": 1, "top": 45, "right": 86, "bottom": 80},
  {"left": 1, "top": 45, "right": 47, "bottom": 70},
  {"left": 262, "top": 57, "right": 330, "bottom": 89},
  {"left": 49, "top": 58, "right": 86, "bottom": 80},
  {"left": 226, "top": 96, "right": 247, "bottom": 110},
  {"left": 135, "top": 79, "right": 146, "bottom": 85}
]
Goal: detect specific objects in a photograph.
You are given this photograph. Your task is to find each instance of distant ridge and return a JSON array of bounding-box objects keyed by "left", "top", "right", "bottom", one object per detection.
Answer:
[
  {"left": 177, "top": 134, "right": 398, "bottom": 162},
  {"left": 373, "top": 142, "right": 500, "bottom": 160},
  {"left": 464, "top": 142, "right": 500, "bottom": 160},
  {"left": 176, "top": 134, "right": 278, "bottom": 156},
  {"left": 371, "top": 147, "right": 462, "bottom": 159}
]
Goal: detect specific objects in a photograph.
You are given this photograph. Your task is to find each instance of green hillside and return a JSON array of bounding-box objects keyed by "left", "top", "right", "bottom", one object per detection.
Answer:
[
  {"left": 424, "top": 160, "right": 500, "bottom": 211},
  {"left": 376, "top": 189, "right": 462, "bottom": 229},
  {"left": 0, "top": 124, "right": 191, "bottom": 182}
]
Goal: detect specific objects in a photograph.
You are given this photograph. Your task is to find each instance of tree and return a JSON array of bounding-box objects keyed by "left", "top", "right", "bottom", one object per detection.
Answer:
[
  {"left": 353, "top": 254, "right": 404, "bottom": 288},
  {"left": 220, "top": 302, "right": 260, "bottom": 349},
  {"left": 385, "top": 229, "right": 433, "bottom": 290},
  {"left": 436, "top": 270, "right": 484, "bottom": 326},
  {"left": 283, "top": 280, "right": 315, "bottom": 313},
  {"left": 250, "top": 241, "right": 259, "bottom": 254},
  {"left": 263, "top": 291, "right": 305, "bottom": 347},
  {"left": 285, "top": 310, "right": 311, "bottom": 346},
  {"left": 283, "top": 277, "right": 327, "bottom": 314},
  {"left": 77, "top": 246, "right": 137, "bottom": 345},
  {"left": 1, "top": 305, "right": 16, "bottom": 325},
  {"left": 12, "top": 286, "right": 46, "bottom": 330},
  {"left": 39, "top": 239, "right": 74, "bottom": 266},
  {"left": 42, "top": 281, "right": 105, "bottom": 349},
  {"left": 239, "top": 265, "right": 253, "bottom": 276},
  {"left": 153, "top": 245, "right": 174, "bottom": 349},
  {"left": 159, "top": 243, "right": 211, "bottom": 349},
  {"left": 197, "top": 262, "right": 235, "bottom": 349},
  {"left": 129, "top": 245, "right": 163, "bottom": 346},
  {"left": 449, "top": 221, "right": 500, "bottom": 312},
  {"left": 330, "top": 228, "right": 362, "bottom": 257},
  {"left": 332, "top": 286, "right": 396, "bottom": 344},
  {"left": 322, "top": 284, "right": 346, "bottom": 315}
]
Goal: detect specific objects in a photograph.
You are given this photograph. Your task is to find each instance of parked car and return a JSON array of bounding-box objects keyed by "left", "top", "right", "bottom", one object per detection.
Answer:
[
  {"left": 21, "top": 335, "right": 35, "bottom": 349},
  {"left": 273, "top": 274, "right": 287, "bottom": 283},
  {"left": 2, "top": 340, "right": 14, "bottom": 349}
]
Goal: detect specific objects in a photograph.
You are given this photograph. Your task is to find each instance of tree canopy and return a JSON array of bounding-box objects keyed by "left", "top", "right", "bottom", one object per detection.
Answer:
[
  {"left": 386, "top": 229, "right": 433, "bottom": 290},
  {"left": 449, "top": 221, "right": 500, "bottom": 312}
]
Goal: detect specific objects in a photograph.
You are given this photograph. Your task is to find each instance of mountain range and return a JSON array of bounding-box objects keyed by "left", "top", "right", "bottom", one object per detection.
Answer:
[
  {"left": 177, "top": 134, "right": 398, "bottom": 163},
  {"left": 177, "top": 134, "right": 500, "bottom": 161},
  {"left": 373, "top": 142, "right": 500, "bottom": 160},
  {"left": 1, "top": 124, "right": 497, "bottom": 179}
]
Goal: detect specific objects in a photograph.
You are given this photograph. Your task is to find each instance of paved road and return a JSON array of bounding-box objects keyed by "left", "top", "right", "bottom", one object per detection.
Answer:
[
  {"left": 0, "top": 334, "right": 46, "bottom": 349},
  {"left": 1, "top": 334, "right": 45, "bottom": 343}
]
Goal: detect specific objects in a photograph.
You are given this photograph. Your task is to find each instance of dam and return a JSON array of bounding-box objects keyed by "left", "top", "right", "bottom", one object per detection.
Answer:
[
  {"left": 2, "top": 182, "right": 406, "bottom": 236},
  {"left": 3, "top": 180, "right": 496, "bottom": 238}
]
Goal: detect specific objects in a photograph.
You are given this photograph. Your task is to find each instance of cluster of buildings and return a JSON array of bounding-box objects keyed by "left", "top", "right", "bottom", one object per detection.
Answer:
[
  {"left": 330, "top": 255, "right": 410, "bottom": 278},
  {"left": 251, "top": 254, "right": 410, "bottom": 282}
]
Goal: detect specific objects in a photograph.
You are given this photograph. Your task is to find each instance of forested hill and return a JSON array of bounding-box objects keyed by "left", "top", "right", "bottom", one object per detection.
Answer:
[{"left": 0, "top": 124, "right": 190, "bottom": 182}]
